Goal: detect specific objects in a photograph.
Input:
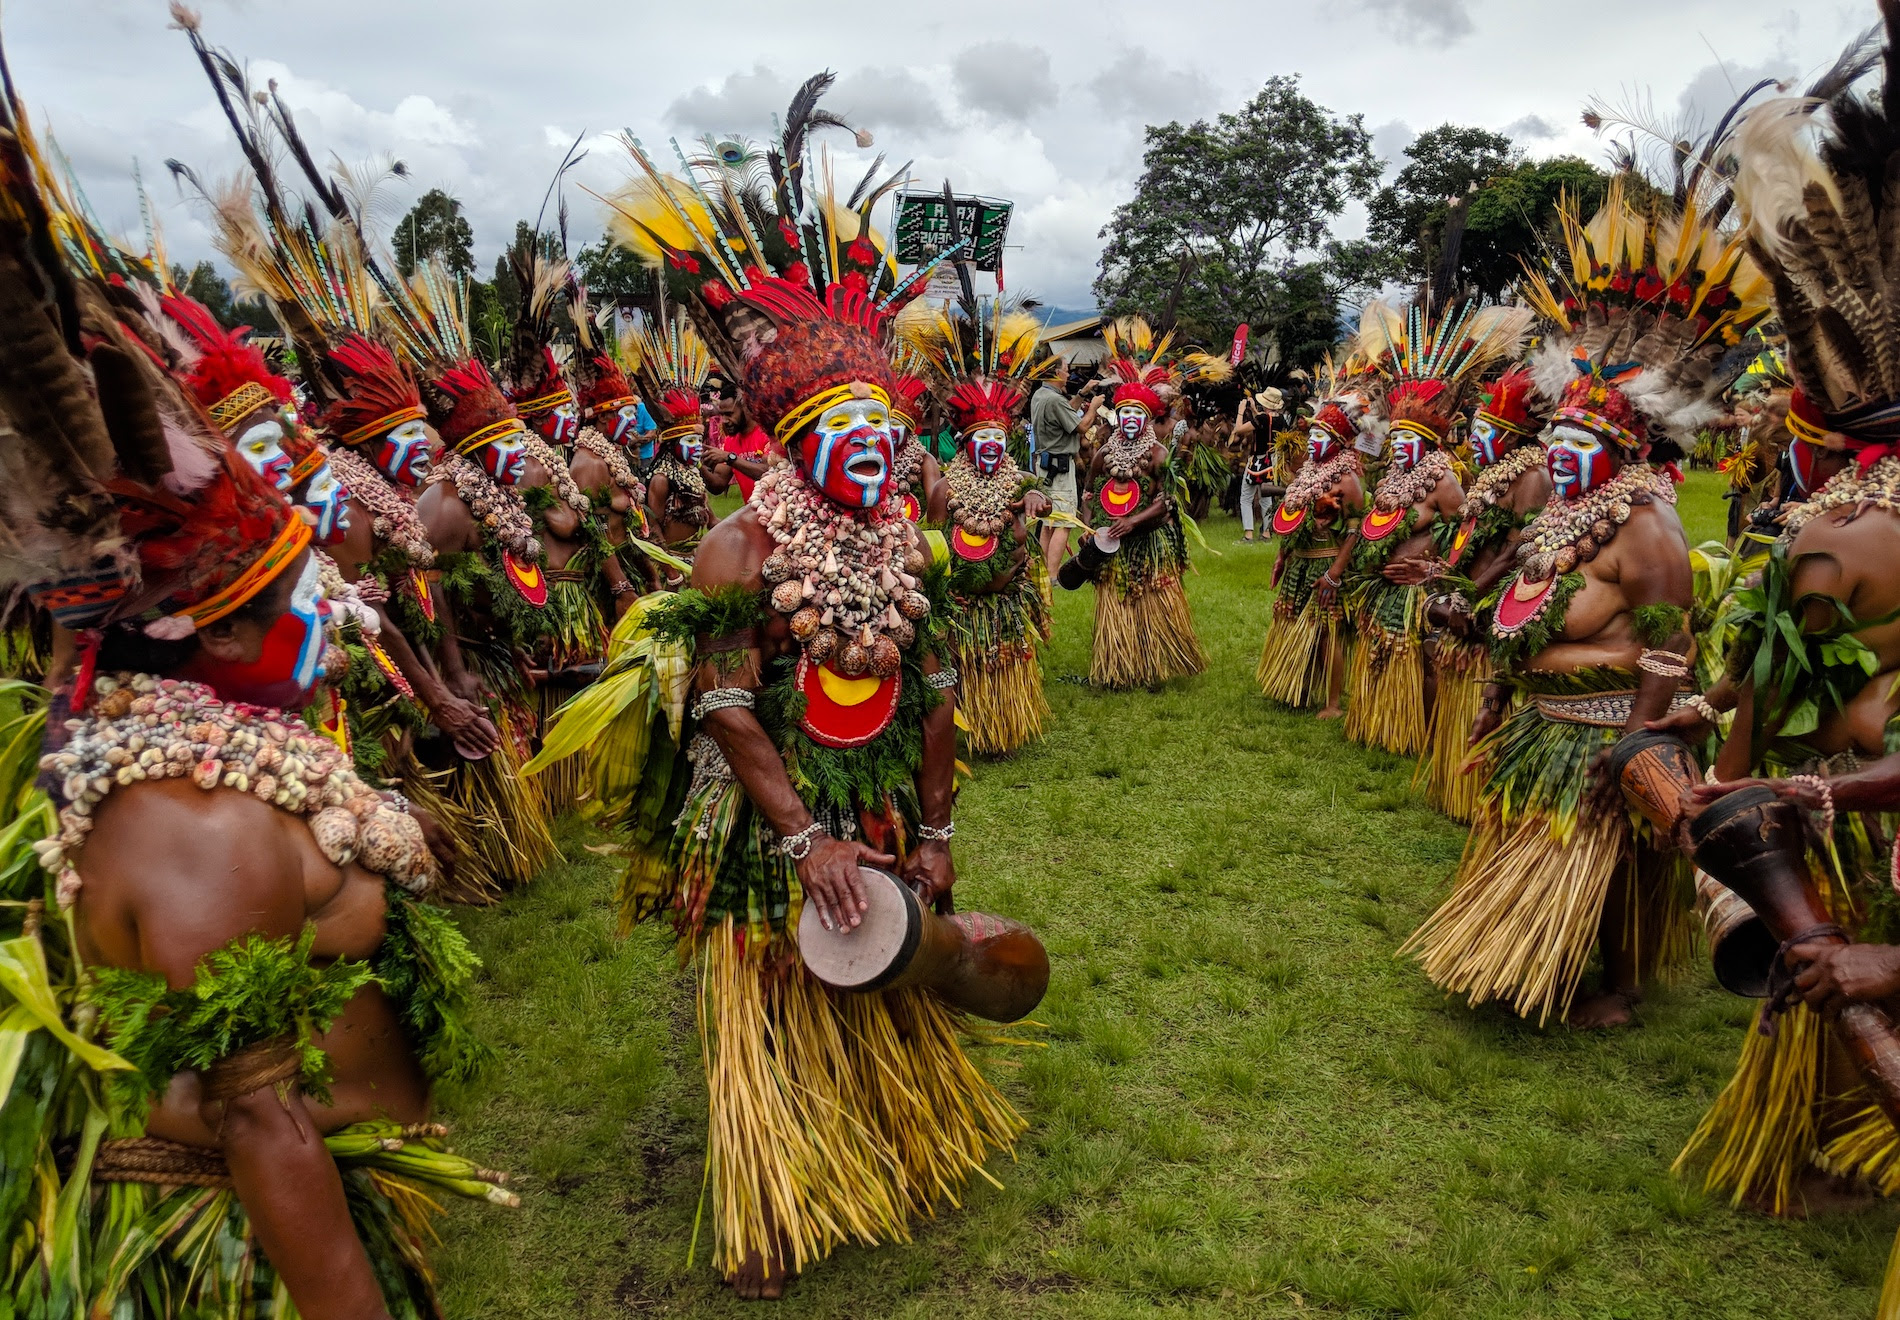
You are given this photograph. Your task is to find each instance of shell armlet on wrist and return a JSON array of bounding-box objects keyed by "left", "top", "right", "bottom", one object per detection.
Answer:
[
  {"left": 777, "top": 821, "right": 823, "bottom": 860},
  {"left": 917, "top": 821, "right": 955, "bottom": 842},
  {"left": 1685, "top": 694, "right": 1722, "bottom": 724},
  {"left": 925, "top": 668, "right": 960, "bottom": 690}
]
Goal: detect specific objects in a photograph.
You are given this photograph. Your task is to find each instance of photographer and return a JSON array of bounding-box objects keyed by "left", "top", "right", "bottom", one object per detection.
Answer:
[{"left": 1031, "top": 357, "right": 1103, "bottom": 578}]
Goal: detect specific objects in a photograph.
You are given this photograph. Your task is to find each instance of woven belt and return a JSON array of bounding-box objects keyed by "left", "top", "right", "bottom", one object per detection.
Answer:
[
  {"left": 1532, "top": 688, "right": 1693, "bottom": 728},
  {"left": 1291, "top": 545, "right": 1340, "bottom": 559},
  {"left": 94, "top": 1137, "right": 234, "bottom": 1189},
  {"left": 546, "top": 568, "right": 588, "bottom": 584}
]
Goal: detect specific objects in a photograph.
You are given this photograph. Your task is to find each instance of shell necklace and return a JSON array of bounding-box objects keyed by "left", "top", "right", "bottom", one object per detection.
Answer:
[{"left": 754, "top": 465, "right": 931, "bottom": 679}]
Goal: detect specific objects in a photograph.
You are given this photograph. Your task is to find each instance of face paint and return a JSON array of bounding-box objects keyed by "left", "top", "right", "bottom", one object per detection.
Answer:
[
  {"left": 1469, "top": 417, "right": 1505, "bottom": 467},
  {"left": 1116, "top": 403, "right": 1149, "bottom": 440},
  {"left": 532, "top": 402, "right": 579, "bottom": 446},
  {"left": 182, "top": 555, "right": 327, "bottom": 710},
  {"left": 1388, "top": 429, "right": 1423, "bottom": 472},
  {"left": 891, "top": 419, "right": 910, "bottom": 446},
  {"left": 1789, "top": 440, "right": 1824, "bottom": 495},
  {"left": 610, "top": 404, "right": 645, "bottom": 446},
  {"left": 1308, "top": 426, "right": 1339, "bottom": 464},
  {"left": 967, "top": 426, "right": 1008, "bottom": 477},
  {"left": 478, "top": 428, "right": 529, "bottom": 485},
  {"left": 674, "top": 433, "right": 705, "bottom": 466},
  {"left": 1546, "top": 425, "right": 1616, "bottom": 501},
  {"left": 376, "top": 419, "right": 434, "bottom": 486},
  {"left": 300, "top": 460, "right": 352, "bottom": 545},
  {"left": 235, "top": 418, "right": 293, "bottom": 490},
  {"left": 797, "top": 395, "right": 893, "bottom": 509}
]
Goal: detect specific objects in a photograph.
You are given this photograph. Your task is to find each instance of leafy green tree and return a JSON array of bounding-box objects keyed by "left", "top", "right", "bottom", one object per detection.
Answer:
[
  {"left": 1460, "top": 156, "right": 1610, "bottom": 296},
  {"left": 575, "top": 236, "right": 657, "bottom": 317},
  {"left": 170, "top": 260, "right": 279, "bottom": 335},
  {"left": 1367, "top": 124, "right": 1519, "bottom": 289},
  {"left": 1093, "top": 76, "right": 1386, "bottom": 359},
  {"left": 392, "top": 188, "right": 475, "bottom": 277}
]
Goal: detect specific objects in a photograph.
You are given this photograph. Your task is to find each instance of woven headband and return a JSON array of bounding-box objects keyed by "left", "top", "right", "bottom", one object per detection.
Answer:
[
  {"left": 454, "top": 418, "right": 527, "bottom": 456},
  {"left": 515, "top": 388, "right": 575, "bottom": 416},
  {"left": 210, "top": 382, "right": 279, "bottom": 431},
  {"left": 164, "top": 516, "right": 314, "bottom": 633},
  {"left": 340, "top": 405, "right": 428, "bottom": 448},
  {"left": 772, "top": 383, "right": 892, "bottom": 445},
  {"left": 1474, "top": 408, "right": 1536, "bottom": 437}
]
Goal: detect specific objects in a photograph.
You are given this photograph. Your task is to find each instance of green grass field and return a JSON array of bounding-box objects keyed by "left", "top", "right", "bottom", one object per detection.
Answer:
[{"left": 429, "top": 470, "right": 1900, "bottom": 1318}]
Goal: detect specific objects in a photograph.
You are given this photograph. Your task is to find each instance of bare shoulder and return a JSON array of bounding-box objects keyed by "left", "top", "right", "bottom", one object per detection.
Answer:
[
  {"left": 690, "top": 505, "right": 770, "bottom": 592},
  {"left": 416, "top": 481, "right": 475, "bottom": 553},
  {"left": 568, "top": 448, "right": 609, "bottom": 486},
  {"left": 1509, "top": 465, "right": 1552, "bottom": 514},
  {"left": 1791, "top": 506, "right": 1900, "bottom": 593}
]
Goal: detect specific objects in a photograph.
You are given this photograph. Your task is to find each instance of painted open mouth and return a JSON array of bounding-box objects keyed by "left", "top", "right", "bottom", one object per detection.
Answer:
[{"left": 846, "top": 452, "right": 887, "bottom": 481}]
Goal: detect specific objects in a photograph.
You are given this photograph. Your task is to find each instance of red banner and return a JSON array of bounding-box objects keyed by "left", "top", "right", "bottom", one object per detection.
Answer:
[{"left": 1228, "top": 324, "right": 1250, "bottom": 366}]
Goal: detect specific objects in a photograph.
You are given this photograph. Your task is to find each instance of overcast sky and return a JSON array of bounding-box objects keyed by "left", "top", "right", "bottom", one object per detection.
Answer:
[{"left": 7, "top": 0, "right": 1880, "bottom": 312}]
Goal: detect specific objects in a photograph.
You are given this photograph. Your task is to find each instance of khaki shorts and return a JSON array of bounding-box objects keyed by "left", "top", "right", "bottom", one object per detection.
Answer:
[{"left": 1048, "top": 464, "right": 1079, "bottom": 518}]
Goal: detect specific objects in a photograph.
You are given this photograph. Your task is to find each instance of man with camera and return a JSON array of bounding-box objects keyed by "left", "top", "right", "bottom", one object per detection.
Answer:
[{"left": 1030, "top": 358, "right": 1103, "bottom": 578}]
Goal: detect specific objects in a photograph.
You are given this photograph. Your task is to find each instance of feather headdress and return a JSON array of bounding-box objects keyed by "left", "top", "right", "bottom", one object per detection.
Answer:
[
  {"left": 1098, "top": 316, "right": 1232, "bottom": 418},
  {"left": 1732, "top": 5, "right": 1900, "bottom": 469},
  {"left": 1520, "top": 178, "right": 1771, "bottom": 452},
  {"left": 0, "top": 61, "right": 301, "bottom": 640},
  {"left": 599, "top": 73, "right": 955, "bottom": 451},
  {"left": 621, "top": 309, "right": 713, "bottom": 434},
  {"left": 900, "top": 295, "right": 1053, "bottom": 433},
  {"left": 1351, "top": 296, "right": 1531, "bottom": 445}
]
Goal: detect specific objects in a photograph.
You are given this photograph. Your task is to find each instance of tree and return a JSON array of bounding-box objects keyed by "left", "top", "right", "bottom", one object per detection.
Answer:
[
  {"left": 574, "top": 236, "right": 657, "bottom": 317},
  {"left": 393, "top": 188, "right": 475, "bottom": 277},
  {"left": 1093, "top": 76, "right": 1386, "bottom": 359},
  {"left": 1367, "top": 125, "right": 1518, "bottom": 290},
  {"left": 1459, "top": 156, "right": 1610, "bottom": 297},
  {"left": 169, "top": 260, "right": 279, "bottom": 335}
]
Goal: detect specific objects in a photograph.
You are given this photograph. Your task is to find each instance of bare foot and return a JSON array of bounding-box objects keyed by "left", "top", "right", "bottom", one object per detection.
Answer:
[
  {"left": 727, "top": 1248, "right": 792, "bottom": 1301},
  {"left": 1316, "top": 705, "right": 1345, "bottom": 721},
  {"left": 1567, "top": 990, "right": 1635, "bottom": 1030}
]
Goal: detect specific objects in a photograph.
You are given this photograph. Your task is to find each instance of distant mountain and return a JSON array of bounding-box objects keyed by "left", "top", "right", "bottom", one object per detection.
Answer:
[{"left": 1029, "top": 305, "right": 1101, "bottom": 328}]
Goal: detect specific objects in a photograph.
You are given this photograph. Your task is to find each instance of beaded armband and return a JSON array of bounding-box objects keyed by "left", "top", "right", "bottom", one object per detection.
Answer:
[
  {"left": 691, "top": 688, "right": 756, "bottom": 720},
  {"left": 925, "top": 668, "right": 960, "bottom": 690},
  {"left": 1638, "top": 649, "right": 1692, "bottom": 679}
]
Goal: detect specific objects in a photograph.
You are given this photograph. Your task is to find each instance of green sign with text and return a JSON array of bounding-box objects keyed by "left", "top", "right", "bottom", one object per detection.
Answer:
[{"left": 893, "top": 192, "right": 1012, "bottom": 272}]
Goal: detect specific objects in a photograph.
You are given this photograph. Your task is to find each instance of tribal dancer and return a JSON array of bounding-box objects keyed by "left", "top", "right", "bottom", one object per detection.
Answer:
[
  {"left": 1417, "top": 367, "right": 1551, "bottom": 821},
  {"left": 565, "top": 293, "right": 670, "bottom": 609},
  {"left": 1080, "top": 317, "right": 1219, "bottom": 689},
  {"left": 910, "top": 299, "right": 1055, "bottom": 754},
  {"left": 497, "top": 253, "right": 605, "bottom": 689},
  {"left": 628, "top": 309, "right": 728, "bottom": 558},
  {"left": 1256, "top": 396, "right": 1365, "bottom": 716},
  {"left": 1340, "top": 299, "right": 1526, "bottom": 757},
  {"left": 555, "top": 75, "right": 1029, "bottom": 1297},
  {"left": 1400, "top": 181, "right": 1768, "bottom": 1028},
  {"left": 0, "top": 89, "right": 504, "bottom": 1311},
  {"left": 1660, "top": 62, "right": 1900, "bottom": 1213},
  {"left": 388, "top": 265, "right": 559, "bottom": 886}
]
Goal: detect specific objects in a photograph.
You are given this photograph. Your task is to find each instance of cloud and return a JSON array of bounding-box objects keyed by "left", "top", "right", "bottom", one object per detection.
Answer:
[
  {"left": 1086, "top": 51, "right": 1218, "bottom": 126},
  {"left": 1370, "top": 119, "right": 1416, "bottom": 174},
  {"left": 1674, "top": 57, "right": 1796, "bottom": 133},
  {"left": 1502, "top": 113, "right": 1562, "bottom": 141},
  {"left": 952, "top": 42, "right": 1056, "bottom": 122},
  {"left": 1353, "top": 0, "right": 1474, "bottom": 47},
  {"left": 668, "top": 66, "right": 946, "bottom": 140}
]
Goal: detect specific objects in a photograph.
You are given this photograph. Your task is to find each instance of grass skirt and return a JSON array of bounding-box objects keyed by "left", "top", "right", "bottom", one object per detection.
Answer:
[
  {"left": 9, "top": 1115, "right": 509, "bottom": 1319},
  {"left": 1257, "top": 551, "right": 1345, "bottom": 709},
  {"left": 954, "top": 639, "right": 1048, "bottom": 756},
  {"left": 1398, "top": 669, "right": 1694, "bottom": 1025},
  {"left": 1415, "top": 638, "right": 1490, "bottom": 823},
  {"left": 1676, "top": 806, "right": 1898, "bottom": 1212},
  {"left": 947, "top": 560, "right": 1052, "bottom": 756},
  {"left": 1090, "top": 571, "right": 1205, "bottom": 690},
  {"left": 414, "top": 705, "right": 558, "bottom": 893},
  {"left": 1343, "top": 580, "right": 1426, "bottom": 755},
  {"left": 695, "top": 923, "right": 1027, "bottom": 1279}
]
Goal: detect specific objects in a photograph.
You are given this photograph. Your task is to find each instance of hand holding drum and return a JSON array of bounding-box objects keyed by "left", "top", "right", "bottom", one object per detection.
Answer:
[
  {"left": 798, "top": 866, "right": 1051, "bottom": 1023},
  {"left": 1608, "top": 730, "right": 1900, "bottom": 1131}
]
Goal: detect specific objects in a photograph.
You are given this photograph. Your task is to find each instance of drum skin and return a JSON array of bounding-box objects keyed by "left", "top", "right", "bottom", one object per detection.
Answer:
[{"left": 798, "top": 866, "right": 1051, "bottom": 1022}]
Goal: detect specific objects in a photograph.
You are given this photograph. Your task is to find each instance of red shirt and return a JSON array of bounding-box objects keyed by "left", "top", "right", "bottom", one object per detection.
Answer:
[{"left": 720, "top": 422, "right": 773, "bottom": 499}]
